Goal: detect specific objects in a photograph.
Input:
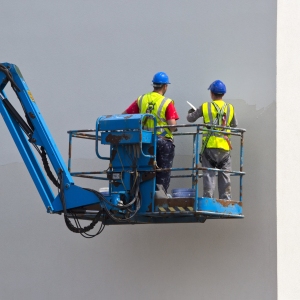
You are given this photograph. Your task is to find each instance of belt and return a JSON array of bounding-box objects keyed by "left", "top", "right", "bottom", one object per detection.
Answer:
[{"left": 158, "top": 135, "right": 173, "bottom": 142}]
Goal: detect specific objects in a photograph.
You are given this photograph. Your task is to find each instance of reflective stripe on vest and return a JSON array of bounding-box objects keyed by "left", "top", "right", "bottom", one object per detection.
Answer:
[
  {"left": 202, "top": 101, "right": 234, "bottom": 151},
  {"left": 137, "top": 92, "right": 173, "bottom": 139}
]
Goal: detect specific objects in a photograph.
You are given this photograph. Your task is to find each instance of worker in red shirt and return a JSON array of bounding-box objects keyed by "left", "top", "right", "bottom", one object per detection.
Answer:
[{"left": 123, "top": 72, "right": 179, "bottom": 193}]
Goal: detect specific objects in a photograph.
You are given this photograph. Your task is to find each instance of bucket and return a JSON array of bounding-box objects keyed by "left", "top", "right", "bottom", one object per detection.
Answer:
[
  {"left": 99, "top": 187, "right": 109, "bottom": 196},
  {"left": 172, "top": 188, "right": 195, "bottom": 198}
]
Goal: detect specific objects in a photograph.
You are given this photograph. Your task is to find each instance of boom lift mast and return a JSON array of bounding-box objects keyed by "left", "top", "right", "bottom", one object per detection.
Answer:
[{"left": 0, "top": 63, "right": 246, "bottom": 237}]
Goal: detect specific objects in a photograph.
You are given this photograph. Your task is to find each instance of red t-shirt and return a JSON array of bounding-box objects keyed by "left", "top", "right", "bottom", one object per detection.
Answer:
[{"left": 125, "top": 100, "right": 179, "bottom": 120}]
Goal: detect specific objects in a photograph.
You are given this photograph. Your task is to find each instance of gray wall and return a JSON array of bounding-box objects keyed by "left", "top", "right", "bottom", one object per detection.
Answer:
[{"left": 0, "top": 1, "right": 276, "bottom": 299}]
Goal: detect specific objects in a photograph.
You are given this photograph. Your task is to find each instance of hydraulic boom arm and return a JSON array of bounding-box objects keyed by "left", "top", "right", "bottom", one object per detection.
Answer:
[{"left": 0, "top": 63, "right": 101, "bottom": 217}]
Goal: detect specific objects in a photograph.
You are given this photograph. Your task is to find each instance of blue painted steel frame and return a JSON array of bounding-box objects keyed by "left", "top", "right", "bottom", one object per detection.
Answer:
[
  {"left": 69, "top": 116, "right": 246, "bottom": 222},
  {"left": 95, "top": 114, "right": 158, "bottom": 214},
  {"left": 0, "top": 63, "right": 100, "bottom": 212},
  {"left": 0, "top": 89, "right": 55, "bottom": 210}
]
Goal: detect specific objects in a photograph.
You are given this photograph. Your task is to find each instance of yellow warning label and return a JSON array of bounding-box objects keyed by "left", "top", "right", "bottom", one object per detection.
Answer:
[
  {"left": 177, "top": 207, "right": 185, "bottom": 212},
  {"left": 27, "top": 90, "right": 35, "bottom": 101},
  {"left": 158, "top": 207, "right": 166, "bottom": 212}
]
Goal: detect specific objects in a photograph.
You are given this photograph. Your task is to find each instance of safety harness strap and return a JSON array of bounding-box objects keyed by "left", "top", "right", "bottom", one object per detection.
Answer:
[
  {"left": 200, "top": 102, "right": 227, "bottom": 158},
  {"left": 203, "top": 150, "right": 230, "bottom": 169},
  {"left": 140, "top": 95, "right": 172, "bottom": 137}
]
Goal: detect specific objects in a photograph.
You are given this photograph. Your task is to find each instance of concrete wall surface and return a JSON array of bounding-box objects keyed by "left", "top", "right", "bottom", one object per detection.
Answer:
[{"left": 0, "top": 1, "right": 276, "bottom": 299}]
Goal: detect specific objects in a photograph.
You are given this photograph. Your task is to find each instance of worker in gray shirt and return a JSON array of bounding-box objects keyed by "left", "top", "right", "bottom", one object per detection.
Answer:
[{"left": 187, "top": 80, "right": 237, "bottom": 200}]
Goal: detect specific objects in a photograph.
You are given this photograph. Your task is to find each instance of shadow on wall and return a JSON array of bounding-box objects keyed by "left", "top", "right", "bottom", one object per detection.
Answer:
[{"left": 0, "top": 100, "right": 276, "bottom": 300}]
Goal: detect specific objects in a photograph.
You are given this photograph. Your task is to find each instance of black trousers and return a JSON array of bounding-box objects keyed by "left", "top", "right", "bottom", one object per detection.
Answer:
[{"left": 156, "top": 138, "right": 175, "bottom": 193}]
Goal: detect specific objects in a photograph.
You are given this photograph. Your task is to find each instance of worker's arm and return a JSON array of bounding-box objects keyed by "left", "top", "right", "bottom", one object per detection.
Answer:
[
  {"left": 187, "top": 105, "right": 203, "bottom": 123},
  {"left": 165, "top": 102, "right": 179, "bottom": 132},
  {"left": 230, "top": 114, "right": 238, "bottom": 127},
  {"left": 123, "top": 100, "right": 139, "bottom": 114},
  {"left": 167, "top": 119, "right": 177, "bottom": 132}
]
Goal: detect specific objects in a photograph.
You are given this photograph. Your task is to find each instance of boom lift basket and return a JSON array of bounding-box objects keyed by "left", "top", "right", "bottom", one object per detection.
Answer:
[{"left": 68, "top": 114, "right": 246, "bottom": 224}]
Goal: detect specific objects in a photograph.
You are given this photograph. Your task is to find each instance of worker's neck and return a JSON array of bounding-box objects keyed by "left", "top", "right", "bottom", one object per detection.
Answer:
[
  {"left": 211, "top": 95, "right": 223, "bottom": 101},
  {"left": 153, "top": 90, "right": 164, "bottom": 96}
]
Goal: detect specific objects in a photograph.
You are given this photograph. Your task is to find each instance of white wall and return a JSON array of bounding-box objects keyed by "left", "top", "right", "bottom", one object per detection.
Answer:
[
  {"left": 0, "top": 1, "right": 276, "bottom": 299},
  {"left": 277, "top": 1, "right": 300, "bottom": 299}
]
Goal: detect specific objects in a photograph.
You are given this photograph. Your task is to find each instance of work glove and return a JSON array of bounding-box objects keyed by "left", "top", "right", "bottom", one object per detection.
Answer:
[{"left": 188, "top": 108, "right": 195, "bottom": 113}]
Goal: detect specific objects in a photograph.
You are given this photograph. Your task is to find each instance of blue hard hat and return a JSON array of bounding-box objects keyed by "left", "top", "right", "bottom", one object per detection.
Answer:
[
  {"left": 208, "top": 80, "right": 226, "bottom": 94},
  {"left": 152, "top": 72, "right": 170, "bottom": 85}
]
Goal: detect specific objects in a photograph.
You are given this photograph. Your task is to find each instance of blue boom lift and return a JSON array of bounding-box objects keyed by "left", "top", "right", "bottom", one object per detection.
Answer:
[{"left": 0, "top": 63, "right": 246, "bottom": 237}]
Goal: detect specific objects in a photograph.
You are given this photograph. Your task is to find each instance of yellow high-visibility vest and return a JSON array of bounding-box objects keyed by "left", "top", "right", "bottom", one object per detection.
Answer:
[
  {"left": 137, "top": 92, "right": 173, "bottom": 139},
  {"left": 202, "top": 100, "right": 234, "bottom": 151}
]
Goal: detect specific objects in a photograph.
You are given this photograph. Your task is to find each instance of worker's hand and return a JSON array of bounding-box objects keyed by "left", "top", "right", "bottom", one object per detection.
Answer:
[{"left": 188, "top": 108, "right": 195, "bottom": 113}]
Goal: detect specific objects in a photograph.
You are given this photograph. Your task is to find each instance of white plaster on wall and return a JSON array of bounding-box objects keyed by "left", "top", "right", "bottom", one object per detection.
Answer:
[
  {"left": 0, "top": 0, "right": 276, "bottom": 298},
  {"left": 0, "top": 100, "right": 276, "bottom": 300}
]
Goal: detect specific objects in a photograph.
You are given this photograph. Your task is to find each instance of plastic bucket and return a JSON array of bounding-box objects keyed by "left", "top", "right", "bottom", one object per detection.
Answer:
[
  {"left": 99, "top": 187, "right": 109, "bottom": 197},
  {"left": 171, "top": 188, "right": 195, "bottom": 198}
]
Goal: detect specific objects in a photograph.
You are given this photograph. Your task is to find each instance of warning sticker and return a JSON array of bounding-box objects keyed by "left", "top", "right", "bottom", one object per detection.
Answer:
[{"left": 27, "top": 91, "right": 35, "bottom": 102}]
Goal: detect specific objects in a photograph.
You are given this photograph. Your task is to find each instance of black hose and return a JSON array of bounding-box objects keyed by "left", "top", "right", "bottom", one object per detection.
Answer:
[
  {"left": 58, "top": 170, "right": 105, "bottom": 235},
  {"left": 0, "top": 64, "right": 20, "bottom": 92},
  {"left": 84, "top": 184, "right": 141, "bottom": 223},
  {"left": 40, "top": 147, "right": 60, "bottom": 188}
]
